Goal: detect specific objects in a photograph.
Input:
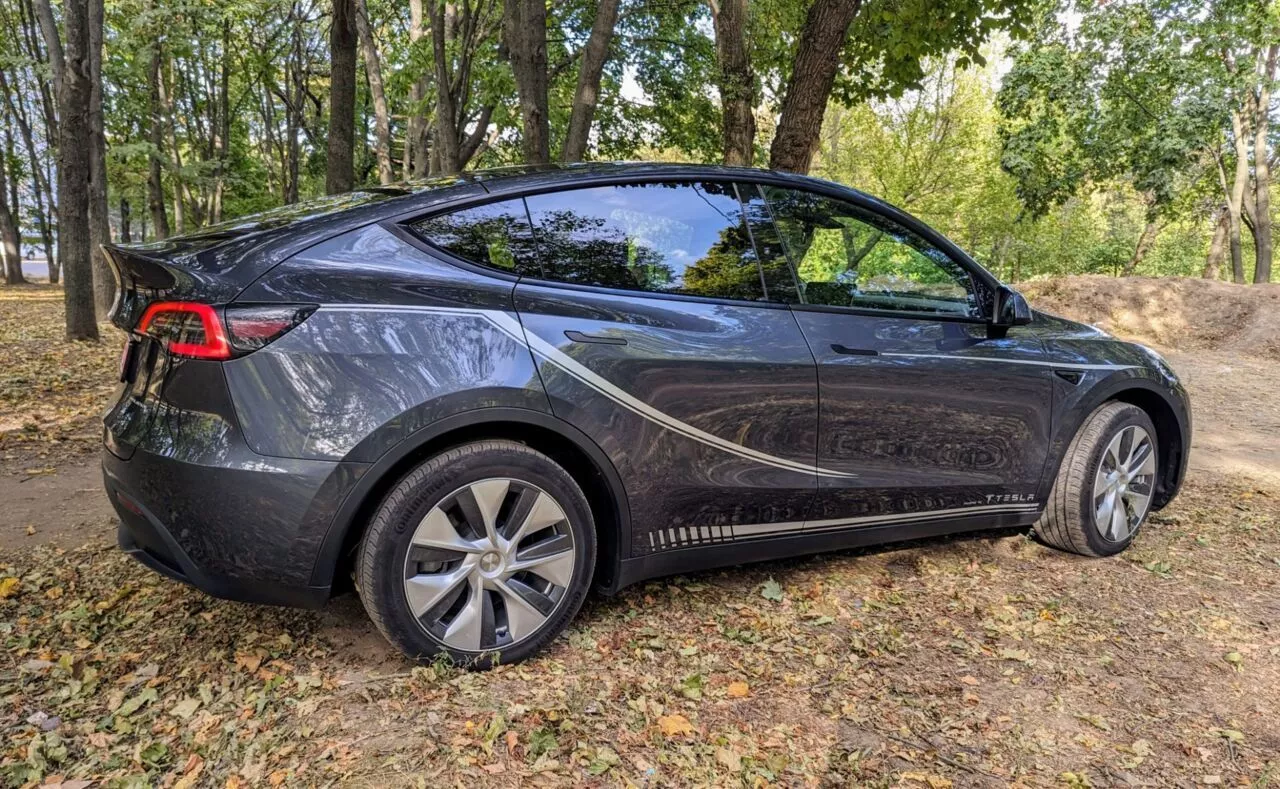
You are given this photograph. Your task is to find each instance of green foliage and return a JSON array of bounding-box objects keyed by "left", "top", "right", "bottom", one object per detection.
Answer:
[
  {"left": 814, "top": 51, "right": 1213, "bottom": 282},
  {"left": 996, "top": 2, "right": 1220, "bottom": 221}
]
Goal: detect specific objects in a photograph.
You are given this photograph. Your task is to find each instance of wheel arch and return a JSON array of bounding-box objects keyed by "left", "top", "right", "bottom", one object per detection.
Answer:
[
  {"left": 310, "top": 407, "right": 632, "bottom": 596},
  {"left": 1041, "top": 376, "right": 1190, "bottom": 512},
  {"left": 1108, "top": 387, "right": 1187, "bottom": 510}
]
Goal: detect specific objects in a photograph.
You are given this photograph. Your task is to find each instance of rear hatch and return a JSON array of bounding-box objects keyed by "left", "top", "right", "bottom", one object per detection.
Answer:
[{"left": 102, "top": 187, "right": 427, "bottom": 457}]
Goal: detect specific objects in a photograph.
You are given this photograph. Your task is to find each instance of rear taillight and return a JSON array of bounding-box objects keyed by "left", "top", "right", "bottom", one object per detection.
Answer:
[
  {"left": 137, "top": 301, "right": 232, "bottom": 360},
  {"left": 135, "top": 302, "right": 314, "bottom": 359},
  {"left": 225, "top": 305, "right": 316, "bottom": 353}
]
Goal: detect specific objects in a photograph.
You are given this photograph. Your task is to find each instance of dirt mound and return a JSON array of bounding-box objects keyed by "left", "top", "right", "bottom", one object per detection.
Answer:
[{"left": 1021, "top": 275, "right": 1280, "bottom": 359}]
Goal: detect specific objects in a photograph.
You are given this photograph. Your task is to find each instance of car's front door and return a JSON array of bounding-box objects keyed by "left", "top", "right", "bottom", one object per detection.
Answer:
[
  {"left": 505, "top": 181, "right": 821, "bottom": 557},
  {"left": 750, "top": 184, "right": 1054, "bottom": 530}
]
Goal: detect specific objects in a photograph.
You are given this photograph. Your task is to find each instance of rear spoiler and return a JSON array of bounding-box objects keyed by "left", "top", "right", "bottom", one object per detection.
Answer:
[{"left": 102, "top": 245, "right": 178, "bottom": 331}]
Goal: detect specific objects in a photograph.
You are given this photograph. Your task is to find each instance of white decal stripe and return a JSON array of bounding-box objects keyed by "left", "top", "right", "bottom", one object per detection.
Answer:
[
  {"left": 519, "top": 329, "right": 856, "bottom": 478},
  {"left": 879, "top": 352, "right": 1136, "bottom": 371},
  {"left": 727, "top": 501, "right": 1040, "bottom": 540},
  {"left": 323, "top": 304, "right": 857, "bottom": 478}
]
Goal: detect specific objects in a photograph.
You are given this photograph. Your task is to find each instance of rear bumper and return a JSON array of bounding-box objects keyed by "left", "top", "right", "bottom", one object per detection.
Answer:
[
  {"left": 103, "top": 440, "right": 367, "bottom": 610},
  {"left": 107, "top": 468, "right": 332, "bottom": 608}
]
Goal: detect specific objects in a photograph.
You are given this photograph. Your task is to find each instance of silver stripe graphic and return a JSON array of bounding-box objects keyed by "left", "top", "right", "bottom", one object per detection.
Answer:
[
  {"left": 727, "top": 501, "right": 1040, "bottom": 540},
  {"left": 880, "top": 352, "right": 1136, "bottom": 371},
  {"left": 323, "top": 304, "right": 857, "bottom": 478}
]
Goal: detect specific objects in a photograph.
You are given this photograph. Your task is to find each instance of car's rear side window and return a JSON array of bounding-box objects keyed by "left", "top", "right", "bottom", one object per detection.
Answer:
[
  {"left": 522, "top": 182, "right": 766, "bottom": 301},
  {"left": 410, "top": 199, "right": 539, "bottom": 275}
]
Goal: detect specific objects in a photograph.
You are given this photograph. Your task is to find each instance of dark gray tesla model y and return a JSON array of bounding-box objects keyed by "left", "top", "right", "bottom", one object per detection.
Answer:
[{"left": 102, "top": 163, "right": 1190, "bottom": 665}]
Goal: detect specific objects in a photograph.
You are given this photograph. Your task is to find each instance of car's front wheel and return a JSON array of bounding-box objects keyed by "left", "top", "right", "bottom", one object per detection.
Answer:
[
  {"left": 1035, "top": 401, "right": 1159, "bottom": 557},
  {"left": 358, "top": 440, "right": 596, "bottom": 667}
]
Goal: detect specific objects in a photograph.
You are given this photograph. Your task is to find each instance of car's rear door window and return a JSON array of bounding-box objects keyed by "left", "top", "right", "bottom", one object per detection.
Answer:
[
  {"left": 761, "top": 186, "right": 979, "bottom": 317},
  {"left": 410, "top": 198, "right": 540, "bottom": 275},
  {"left": 522, "top": 182, "right": 767, "bottom": 301}
]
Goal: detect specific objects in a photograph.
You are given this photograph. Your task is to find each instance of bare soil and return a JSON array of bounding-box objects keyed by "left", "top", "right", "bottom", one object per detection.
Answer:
[{"left": 1, "top": 278, "right": 1278, "bottom": 786}]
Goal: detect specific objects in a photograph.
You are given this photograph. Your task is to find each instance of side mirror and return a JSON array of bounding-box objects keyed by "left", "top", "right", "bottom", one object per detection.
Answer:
[{"left": 992, "top": 285, "right": 1032, "bottom": 328}]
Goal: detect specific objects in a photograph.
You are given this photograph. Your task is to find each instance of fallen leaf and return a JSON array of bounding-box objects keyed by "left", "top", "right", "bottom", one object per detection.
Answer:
[
  {"left": 0, "top": 577, "right": 19, "bottom": 598},
  {"left": 726, "top": 681, "right": 750, "bottom": 698},
  {"left": 657, "top": 714, "right": 693, "bottom": 737},
  {"left": 170, "top": 697, "right": 201, "bottom": 720},
  {"left": 760, "top": 578, "right": 784, "bottom": 602},
  {"left": 715, "top": 747, "right": 742, "bottom": 771}
]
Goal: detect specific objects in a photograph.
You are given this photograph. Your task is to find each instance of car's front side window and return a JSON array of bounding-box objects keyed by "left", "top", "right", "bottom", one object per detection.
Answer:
[
  {"left": 761, "top": 186, "right": 979, "bottom": 318},
  {"left": 522, "top": 182, "right": 766, "bottom": 301},
  {"left": 410, "top": 199, "right": 540, "bottom": 275}
]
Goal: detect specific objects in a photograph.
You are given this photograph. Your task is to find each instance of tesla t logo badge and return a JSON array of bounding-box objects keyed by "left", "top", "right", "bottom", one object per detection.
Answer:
[{"left": 985, "top": 493, "right": 1035, "bottom": 504}]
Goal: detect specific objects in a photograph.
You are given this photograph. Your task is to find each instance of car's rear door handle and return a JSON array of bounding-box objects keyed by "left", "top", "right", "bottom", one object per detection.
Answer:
[
  {"left": 831, "top": 344, "right": 878, "bottom": 356},
  {"left": 565, "top": 330, "right": 627, "bottom": 346}
]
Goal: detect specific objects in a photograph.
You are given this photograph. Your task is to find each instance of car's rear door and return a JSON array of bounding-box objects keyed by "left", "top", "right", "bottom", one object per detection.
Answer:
[
  {"left": 747, "top": 183, "right": 1054, "bottom": 531},
  {"left": 511, "top": 180, "right": 821, "bottom": 557}
]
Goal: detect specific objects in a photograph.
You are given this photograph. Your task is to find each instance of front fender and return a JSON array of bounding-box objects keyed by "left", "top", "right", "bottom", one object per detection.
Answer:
[{"left": 1038, "top": 348, "right": 1191, "bottom": 510}]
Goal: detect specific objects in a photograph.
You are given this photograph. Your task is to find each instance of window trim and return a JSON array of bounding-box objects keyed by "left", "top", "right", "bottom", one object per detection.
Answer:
[
  {"left": 752, "top": 182, "right": 987, "bottom": 322},
  {"left": 386, "top": 170, "right": 1001, "bottom": 317}
]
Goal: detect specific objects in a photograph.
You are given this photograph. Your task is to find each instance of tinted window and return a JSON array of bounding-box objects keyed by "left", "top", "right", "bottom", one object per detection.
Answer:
[
  {"left": 738, "top": 183, "right": 801, "bottom": 304},
  {"left": 524, "top": 182, "right": 765, "bottom": 301},
  {"left": 762, "top": 187, "right": 978, "bottom": 317},
  {"left": 411, "top": 199, "right": 538, "bottom": 275}
]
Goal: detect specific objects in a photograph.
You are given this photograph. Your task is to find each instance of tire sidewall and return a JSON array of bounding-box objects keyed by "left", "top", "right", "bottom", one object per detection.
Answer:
[
  {"left": 1075, "top": 406, "right": 1158, "bottom": 555},
  {"left": 364, "top": 443, "right": 596, "bottom": 667}
]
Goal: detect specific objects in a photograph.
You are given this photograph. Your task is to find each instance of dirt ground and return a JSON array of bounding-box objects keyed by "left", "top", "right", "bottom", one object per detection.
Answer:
[{"left": 1, "top": 279, "right": 1278, "bottom": 786}]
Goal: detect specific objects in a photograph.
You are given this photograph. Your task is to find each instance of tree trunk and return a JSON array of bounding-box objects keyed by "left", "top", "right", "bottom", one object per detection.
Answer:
[
  {"left": 0, "top": 71, "right": 56, "bottom": 281},
  {"left": 211, "top": 20, "right": 230, "bottom": 224},
  {"left": 87, "top": 0, "right": 113, "bottom": 316},
  {"left": 147, "top": 46, "right": 171, "bottom": 239},
  {"left": 57, "top": 0, "right": 100, "bottom": 341},
  {"left": 0, "top": 129, "right": 25, "bottom": 285},
  {"left": 1203, "top": 207, "right": 1227, "bottom": 280},
  {"left": 1227, "top": 110, "right": 1250, "bottom": 284},
  {"left": 326, "top": 0, "right": 357, "bottom": 194},
  {"left": 430, "top": 2, "right": 462, "bottom": 174},
  {"left": 355, "top": 0, "right": 393, "bottom": 184},
  {"left": 767, "top": 0, "right": 863, "bottom": 174},
  {"left": 709, "top": 0, "right": 754, "bottom": 166},
  {"left": 562, "top": 0, "right": 619, "bottom": 163},
  {"left": 408, "top": 0, "right": 430, "bottom": 179},
  {"left": 1122, "top": 221, "right": 1158, "bottom": 277},
  {"left": 120, "top": 197, "right": 132, "bottom": 243},
  {"left": 503, "top": 0, "right": 550, "bottom": 164},
  {"left": 1252, "top": 45, "right": 1276, "bottom": 284},
  {"left": 31, "top": 0, "right": 65, "bottom": 97}
]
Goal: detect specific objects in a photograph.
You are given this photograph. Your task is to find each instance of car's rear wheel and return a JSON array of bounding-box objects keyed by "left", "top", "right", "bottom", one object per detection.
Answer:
[
  {"left": 357, "top": 440, "right": 596, "bottom": 667},
  {"left": 1034, "top": 401, "right": 1158, "bottom": 557}
]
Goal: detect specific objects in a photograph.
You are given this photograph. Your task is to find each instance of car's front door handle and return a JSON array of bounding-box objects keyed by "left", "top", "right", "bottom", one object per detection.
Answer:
[
  {"left": 831, "top": 344, "right": 878, "bottom": 356},
  {"left": 565, "top": 330, "right": 628, "bottom": 346}
]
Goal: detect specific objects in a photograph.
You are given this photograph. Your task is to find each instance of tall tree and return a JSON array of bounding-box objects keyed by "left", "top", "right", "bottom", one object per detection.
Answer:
[
  {"left": 87, "top": 0, "right": 112, "bottom": 314},
  {"left": 429, "top": 0, "right": 501, "bottom": 174},
  {"left": 146, "top": 43, "right": 170, "bottom": 239},
  {"left": 0, "top": 121, "right": 24, "bottom": 285},
  {"left": 562, "top": 0, "right": 620, "bottom": 162},
  {"left": 326, "top": 0, "right": 357, "bottom": 193},
  {"left": 709, "top": 0, "right": 753, "bottom": 166},
  {"left": 51, "top": 0, "right": 99, "bottom": 340},
  {"left": 354, "top": 0, "right": 393, "bottom": 184},
  {"left": 408, "top": 0, "right": 431, "bottom": 178},
  {"left": 768, "top": 0, "right": 862, "bottom": 173},
  {"left": 503, "top": 0, "right": 550, "bottom": 163}
]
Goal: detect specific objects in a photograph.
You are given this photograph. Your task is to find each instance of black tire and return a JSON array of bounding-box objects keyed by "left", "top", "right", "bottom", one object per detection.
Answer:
[
  {"left": 1034, "top": 401, "right": 1158, "bottom": 557},
  {"left": 357, "top": 440, "right": 596, "bottom": 668}
]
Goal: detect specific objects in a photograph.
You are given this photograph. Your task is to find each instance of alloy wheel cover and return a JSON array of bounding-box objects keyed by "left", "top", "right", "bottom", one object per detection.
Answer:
[{"left": 402, "top": 478, "right": 576, "bottom": 653}]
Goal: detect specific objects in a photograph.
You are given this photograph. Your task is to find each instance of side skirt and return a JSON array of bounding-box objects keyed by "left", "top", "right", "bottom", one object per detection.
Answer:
[{"left": 612, "top": 510, "right": 1042, "bottom": 591}]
